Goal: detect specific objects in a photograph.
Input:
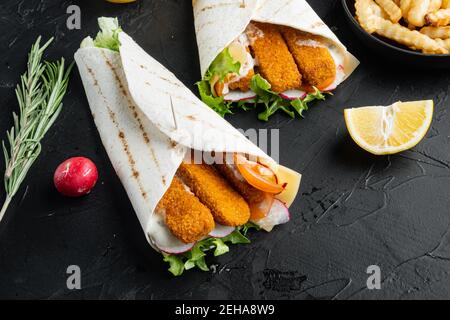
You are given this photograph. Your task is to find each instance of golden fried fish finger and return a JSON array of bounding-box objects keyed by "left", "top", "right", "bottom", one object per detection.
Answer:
[
  {"left": 247, "top": 22, "right": 302, "bottom": 93},
  {"left": 178, "top": 163, "right": 251, "bottom": 227},
  {"left": 157, "top": 177, "right": 215, "bottom": 244}
]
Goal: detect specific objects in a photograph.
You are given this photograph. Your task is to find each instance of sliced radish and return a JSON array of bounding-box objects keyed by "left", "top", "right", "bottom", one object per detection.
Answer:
[
  {"left": 157, "top": 241, "right": 194, "bottom": 255},
  {"left": 252, "top": 199, "right": 290, "bottom": 232},
  {"left": 280, "top": 90, "right": 307, "bottom": 101},
  {"left": 147, "top": 213, "right": 195, "bottom": 254},
  {"left": 224, "top": 90, "right": 256, "bottom": 102},
  {"left": 209, "top": 224, "right": 235, "bottom": 238}
]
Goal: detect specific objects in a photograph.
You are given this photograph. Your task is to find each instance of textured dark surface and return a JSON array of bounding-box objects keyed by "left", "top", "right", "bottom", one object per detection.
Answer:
[{"left": 0, "top": 0, "right": 449, "bottom": 300}]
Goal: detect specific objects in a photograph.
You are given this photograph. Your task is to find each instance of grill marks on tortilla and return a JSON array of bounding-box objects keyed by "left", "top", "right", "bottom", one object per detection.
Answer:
[
  {"left": 198, "top": 2, "right": 237, "bottom": 13},
  {"left": 83, "top": 61, "right": 148, "bottom": 199},
  {"left": 87, "top": 68, "right": 99, "bottom": 86},
  {"left": 143, "top": 81, "right": 191, "bottom": 103},
  {"left": 195, "top": 21, "right": 214, "bottom": 33},
  {"left": 101, "top": 52, "right": 167, "bottom": 185},
  {"left": 272, "top": 0, "right": 296, "bottom": 17},
  {"left": 169, "top": 139, "right": 178, "bottom": 149},
  {"left": 134, "top": 59, "right": 221, "bottom": 131},
  {"left": 137, "top": 61, "right": 183, "bottom": 88},
  {"left": 118, "top": 131, "right": 141, "bottom": 180}
]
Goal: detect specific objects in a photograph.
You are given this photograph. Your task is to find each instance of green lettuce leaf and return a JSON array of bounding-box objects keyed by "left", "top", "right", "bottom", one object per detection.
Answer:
[
  {"left": 207, "top": 48, "right": 241, "bottom": 82},
  {"left": 195, "top": 47, "right": 242, "bottom": 117},
  {"left": 161, "top": 224, "right": 259, "bottom": 276},
  {"left": 93, "top": 17, "right": 122, "bottom": 52},
  {"left": 198, "top": 70, "right": 326, "bottom": 121},
  {"left": 250, "top": 74, "right": 296, "bottom": 121},
  {"left": 196, "top": 80, "right": 233, "bottom": 117},
  {"left": 290, "top": 88, "right": 326, "bottom": 117},
  {"left": 163, "top": 253, "right": 185, "bottom": 276},
  {"left": 250, "top": 74, "right": 276, "bottom": 103},
  {"left": 222, "top": 229, "right": 251, "bottom": 244},
  {"left": 241, "top": 221, "right": 261, "bottom": 236},
  {"left": 212, "top": 238, "right": 230, "bottom": 256}
]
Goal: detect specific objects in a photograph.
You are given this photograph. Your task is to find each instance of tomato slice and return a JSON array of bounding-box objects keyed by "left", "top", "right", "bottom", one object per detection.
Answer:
[{"left": 234, "top": 154, "right": 285, "bottom": 194}]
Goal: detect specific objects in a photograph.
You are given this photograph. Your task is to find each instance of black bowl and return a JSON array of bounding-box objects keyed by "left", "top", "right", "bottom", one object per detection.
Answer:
[{"left": 342, "top": 0, "right": 450, "bottom": 69}]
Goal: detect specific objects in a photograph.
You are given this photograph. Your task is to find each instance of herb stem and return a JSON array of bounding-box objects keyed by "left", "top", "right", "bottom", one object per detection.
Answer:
[{"left": 0, "top": 196, "right": 12, "bottom": 224}]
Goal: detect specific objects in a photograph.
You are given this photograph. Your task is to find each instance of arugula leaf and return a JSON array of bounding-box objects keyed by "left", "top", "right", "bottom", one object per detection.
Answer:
[{"left": 93, "top": 17, "right": 122, "bottom": 52}]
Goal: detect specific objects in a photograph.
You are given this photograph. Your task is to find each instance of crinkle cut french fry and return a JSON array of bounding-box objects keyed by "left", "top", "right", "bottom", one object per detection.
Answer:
[
  {"left": 442, "top": 0, "right": 450, "bottom": 9},
  {"left": 408, "top": 0, "right": 431, "bottom": 27},
  {"left": 435, "top": 38, "right": 450, "bottom": 50},
  {"left": 428, "top": 0, "right": 442, "bottom": 12},
  {"left": 374, "top": 0, "right": 403, "bottom": 22},
  {"left": 356, "top": 0, "right": 448, "bottom": 54},
  {"left": 369, "top": 1, "right": 390, "bottom": 18},
  {"left": 375, "top": 18, "right": 449, "bottom": 53},
  {"left": 426, "top": 8, "right": 450, "bottom": 26},
  {"left": 400, "top": 0, "right": 413, "bottom": 19},
  {"left": 420, "top": 25, "right": 450, "bottom": 38},
  {"left": 355, "top": 0, "right": 383, "bottom": 33}
]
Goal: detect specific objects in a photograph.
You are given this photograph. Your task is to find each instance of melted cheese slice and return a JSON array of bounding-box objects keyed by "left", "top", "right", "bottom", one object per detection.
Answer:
[{"left": 275, "top": 165, "right": 301, "bottom": 207}]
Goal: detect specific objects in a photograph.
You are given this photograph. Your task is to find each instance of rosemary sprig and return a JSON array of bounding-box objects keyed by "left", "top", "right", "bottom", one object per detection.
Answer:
[{"left": 0, "top": 36, "right": 73, "bottom": 223}]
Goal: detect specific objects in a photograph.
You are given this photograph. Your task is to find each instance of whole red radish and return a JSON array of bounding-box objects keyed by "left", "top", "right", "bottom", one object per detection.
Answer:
[{"left": 54, "top": 157, "right": 98, "bottom": 197}]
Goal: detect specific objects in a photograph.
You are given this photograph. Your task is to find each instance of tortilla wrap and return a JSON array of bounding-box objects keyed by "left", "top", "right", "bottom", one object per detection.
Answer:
[
  {"left": 193, "top": 0, "right": 359, "bottom": 80},
  {"left": 74, "top": 31, "right": 301, "bottom": 251}
]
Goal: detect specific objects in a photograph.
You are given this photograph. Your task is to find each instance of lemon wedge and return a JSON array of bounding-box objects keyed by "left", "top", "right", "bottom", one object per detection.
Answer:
[{"left": 344, "top": 100, "right": 433, "bottom": 155}]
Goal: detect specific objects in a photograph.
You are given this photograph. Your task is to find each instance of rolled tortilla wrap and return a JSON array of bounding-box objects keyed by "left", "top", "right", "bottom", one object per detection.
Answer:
[
  {"left": 193, "top": 0, "right": 359, "bottom": 81},
  {"left": 74, "top": 19, "right": 301, "bottom": 253}
]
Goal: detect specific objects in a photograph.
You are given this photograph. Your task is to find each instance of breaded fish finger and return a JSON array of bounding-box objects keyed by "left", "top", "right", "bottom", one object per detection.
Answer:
[
  {"left": 215, "top": 162, "right": 274, "bottom": 220},
  {"left": 281, "top": 28, "right": 336, "bottom": 89},
  {"left": 248, "top": 22, "right": 302, "bottom": 93},
  {"left": 178, "top": 163, "right": 251, "bottom": 227},
  {"left": 157, "top": 177, "right": 214, "bottom": 244},
  {"left": 229, "top": 69, "right": 254, "bottom": 92}
]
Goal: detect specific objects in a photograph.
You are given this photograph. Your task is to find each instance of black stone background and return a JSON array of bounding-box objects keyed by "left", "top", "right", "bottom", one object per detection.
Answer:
[{"left": 0, "top": 0, "right": 449, "bottom": 300}]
